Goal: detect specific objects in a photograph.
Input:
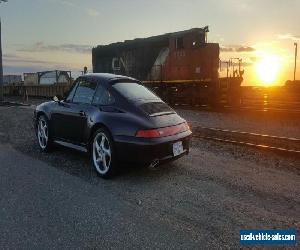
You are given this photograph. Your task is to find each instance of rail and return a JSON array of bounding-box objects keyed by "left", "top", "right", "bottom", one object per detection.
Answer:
[{"left": 192, "top": 125, "right": 300, "bottom": 156}]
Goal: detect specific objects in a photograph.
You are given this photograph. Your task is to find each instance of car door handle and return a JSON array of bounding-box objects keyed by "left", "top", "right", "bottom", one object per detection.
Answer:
[{"left": 79, "top": 111, "right": 86, "bottom": 117}]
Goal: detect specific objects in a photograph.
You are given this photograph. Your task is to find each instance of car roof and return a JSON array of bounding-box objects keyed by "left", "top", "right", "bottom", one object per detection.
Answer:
[{"left": 80, "top": 73, "right": 138, "bottom": 83}]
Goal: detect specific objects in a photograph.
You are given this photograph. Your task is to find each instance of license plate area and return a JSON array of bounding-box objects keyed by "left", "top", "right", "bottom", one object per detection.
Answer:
[{"left": 173, "top": 141, "right": 184, "bottom": 157}]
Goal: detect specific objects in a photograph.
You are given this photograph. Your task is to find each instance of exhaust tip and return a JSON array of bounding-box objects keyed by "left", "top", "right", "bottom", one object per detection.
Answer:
[{"left": 148, "top": 159, "right": 160, "bottom": 169}]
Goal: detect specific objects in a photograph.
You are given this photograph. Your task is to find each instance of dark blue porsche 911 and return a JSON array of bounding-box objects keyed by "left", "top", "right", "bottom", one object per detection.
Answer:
[{"left": 34, "top": 73, "right": 192, "bottom": 178}]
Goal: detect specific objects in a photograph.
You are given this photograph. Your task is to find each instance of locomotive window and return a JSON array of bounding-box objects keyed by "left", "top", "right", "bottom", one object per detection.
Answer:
[{"left": 176, "top": 37, "right": 184, "bottom": 49}]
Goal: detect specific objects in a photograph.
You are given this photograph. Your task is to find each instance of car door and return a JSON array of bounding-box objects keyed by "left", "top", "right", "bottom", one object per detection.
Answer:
[
  {"left": 76, "top": 82, "right": 117, "bottom": 144},
  {"left": 52, "top": 79, "right": 97, "bottom": 144}
]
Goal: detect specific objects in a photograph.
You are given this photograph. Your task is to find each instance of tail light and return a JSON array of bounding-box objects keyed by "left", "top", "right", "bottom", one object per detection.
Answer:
[{"left": 136, "top": 122, "right": 190, "bottom": 138}]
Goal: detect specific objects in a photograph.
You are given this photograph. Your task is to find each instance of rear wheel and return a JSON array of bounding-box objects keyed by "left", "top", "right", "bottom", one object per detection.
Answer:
[
  {"left": 36, "top": 115, "right": 53, "bottom": 152},
  {"left": 91, "top": 128, "right": 117, "bottom": 178}
]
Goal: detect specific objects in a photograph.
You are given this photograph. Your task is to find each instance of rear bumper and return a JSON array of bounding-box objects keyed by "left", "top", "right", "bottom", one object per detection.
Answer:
[{"left": 114, "top": 130, "right": 192, "bottom": 165}]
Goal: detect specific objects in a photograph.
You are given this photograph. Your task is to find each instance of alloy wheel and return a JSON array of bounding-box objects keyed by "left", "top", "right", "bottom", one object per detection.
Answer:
[
  {"left": 37, "top": 117, "right": 48, "bottom": 149},
  {"left": 93, "top": 132, "right": 112, "bottom": 174}
]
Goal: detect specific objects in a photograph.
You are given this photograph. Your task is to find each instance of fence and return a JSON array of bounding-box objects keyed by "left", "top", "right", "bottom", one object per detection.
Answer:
[
  {"left": 3, "top": 84, "right": 72, "bottom": 98},
  {"left": 3, "top": 78, "right": 245, "bottom": 107}
]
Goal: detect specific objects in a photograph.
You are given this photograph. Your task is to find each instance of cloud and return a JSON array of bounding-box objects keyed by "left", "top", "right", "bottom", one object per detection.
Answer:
[
  {"left": 278, "top": 33, "right": 300, "bottom": 41},
  {"left": 3, "top": 53, "right": 80, "bottom": 74},
  {"left": 18, "top": 42, "right": 92, "bottom": 54},
  {"left": 220, "top": 47, "right": 234, "bottom": 52},
  {"left": 3, "top": 65, "right": 45, "bottom": 75},
  {"left": 60, "top": 0, "right": 76, "bottom": 7},
  {"left": 55, "top": 0, "right": 100, "bottom": 17},
  {"left": 3, "top": 53, "right": 19, "bottom": 59},
  {"left": 3, "top": 53, "right": 51, "bottom": 65},
  {"left": 220, "top": 45, "right": 255, "bottom": 52},
  {"left": 236, "top": 46, "right": 255, "bottom": 52},
  {"left": 86, "top": 8, "right": 99, "bottom": 17},
  {"left": 220, "top": 60, "right": 253, "bottom": 67},
  {"left": 3, "top": 54, "right": 56, "bottom": 74}
]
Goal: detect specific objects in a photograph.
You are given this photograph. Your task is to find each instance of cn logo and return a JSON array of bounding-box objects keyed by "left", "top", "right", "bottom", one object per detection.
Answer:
[{"left": 112, "top": 58, "right": 121, "bottom": 71}]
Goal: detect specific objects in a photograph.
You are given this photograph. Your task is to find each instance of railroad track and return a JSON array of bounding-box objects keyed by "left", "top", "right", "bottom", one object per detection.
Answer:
[
  {"left": 191, "top": 125, "right": 300, "bottom": 156},
  {"left": 236, "top": 106, "right": 300, "bottom": 115},
  {"left": 174, "top": 104, "right": 300, "bottom": 115}
]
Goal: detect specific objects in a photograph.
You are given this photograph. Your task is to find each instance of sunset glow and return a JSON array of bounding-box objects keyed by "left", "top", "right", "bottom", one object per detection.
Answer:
[
  {"left": 255, "top": 55, "right": 281, "bottom": 86},
  {"left": 0, "top": 1, "right": 299, "bottom": 85}
]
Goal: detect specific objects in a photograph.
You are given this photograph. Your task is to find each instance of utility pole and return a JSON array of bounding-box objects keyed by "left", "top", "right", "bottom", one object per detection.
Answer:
[
  {"left": 0, "top": 0, "right": 8, "bottom": 102},
  {"left": 0, "top": 18, "right": 3, "bottom": 101},
  {"left": 294, "top": 43, "right": 298, "bottom": 82}
]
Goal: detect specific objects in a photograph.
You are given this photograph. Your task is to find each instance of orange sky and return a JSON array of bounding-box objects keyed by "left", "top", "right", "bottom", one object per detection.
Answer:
[
  {"left": 1, "top": 0, "right": 299, "bottom": 85},
  {"left": 219, "top": 38, "right": 299, "bottom": 86}
]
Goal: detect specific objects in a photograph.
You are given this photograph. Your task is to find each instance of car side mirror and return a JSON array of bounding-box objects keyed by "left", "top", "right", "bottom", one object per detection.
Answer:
[
  {"left": 53, "top": 95, "right": 64, "bottom": 102},
  {"left": 53, "top": 96, "right": 59, "bottom": 102}
]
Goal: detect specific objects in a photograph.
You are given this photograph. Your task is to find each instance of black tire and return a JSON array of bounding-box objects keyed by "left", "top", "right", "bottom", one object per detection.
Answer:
[
  {"left": 90, "top": 128, "right": 118, "bottom": 179},
  {"left": 36, "top": 115, "right": 53, "bottom": 152}
]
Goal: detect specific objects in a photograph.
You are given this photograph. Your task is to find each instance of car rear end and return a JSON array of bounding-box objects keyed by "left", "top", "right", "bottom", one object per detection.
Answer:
[
  {"left": 111, "top": 82, "right": 192, "bottom": 166},
  {"left": 115, "top": 123, "right": 191, "bottom": 167}
]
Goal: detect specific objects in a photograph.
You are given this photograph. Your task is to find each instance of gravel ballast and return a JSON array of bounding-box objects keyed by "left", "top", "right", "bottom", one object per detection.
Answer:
[{"left": 177, "top": 108, "right": 300, "bottom": 139}]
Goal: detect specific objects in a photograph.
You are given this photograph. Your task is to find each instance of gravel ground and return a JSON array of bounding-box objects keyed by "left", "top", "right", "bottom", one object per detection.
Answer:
[
  {"left": 177, "top": 108, "right": 300, "bottom": 139},
  {"left": 0, "top": 104, "right": 299, "bottom": 248}
]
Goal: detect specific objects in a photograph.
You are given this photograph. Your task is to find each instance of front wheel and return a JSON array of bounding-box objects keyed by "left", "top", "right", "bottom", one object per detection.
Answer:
[
  {"left": 36, "top": 115, "right": 53, "bottom": 152},
  {"left": 91, "top": 128, "right": 118, "bottom": 178}
]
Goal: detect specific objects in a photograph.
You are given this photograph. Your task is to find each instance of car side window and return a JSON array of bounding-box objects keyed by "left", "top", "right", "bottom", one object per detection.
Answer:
[
  {"left": 72, "top": 80, "right": 97, "bottom": 104},
  {"left": 65, "top": 82, "right": 78, "bottom": 102},
  {"left": 93, "top": 84, "right": 115, "bottom": 105}
]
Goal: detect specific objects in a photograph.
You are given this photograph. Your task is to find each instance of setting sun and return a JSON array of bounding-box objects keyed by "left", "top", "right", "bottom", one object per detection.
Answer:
[{"left": 255, "top": 55, "right": 281, "bottom": 85}]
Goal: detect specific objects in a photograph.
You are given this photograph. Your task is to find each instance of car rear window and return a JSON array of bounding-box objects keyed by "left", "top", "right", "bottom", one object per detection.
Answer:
[
  {"left": 112, "top": 82, "right": 159, "bottom": 100},
  {"left": 139, "top": 102, "right": 174, "bottom": 116}
]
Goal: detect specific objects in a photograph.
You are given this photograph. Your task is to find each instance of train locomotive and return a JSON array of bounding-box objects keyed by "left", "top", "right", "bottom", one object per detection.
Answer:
[{"left": 92, "top": 27, "right": 243, "bottom": 107}]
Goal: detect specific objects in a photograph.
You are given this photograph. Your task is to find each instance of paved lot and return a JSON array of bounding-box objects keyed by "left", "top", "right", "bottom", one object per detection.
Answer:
[
  {"left": 1, "top": 144, "right": 204, "bottom": 249},
  {"left": 0, "top": 105, "right": 299, "bottom": 248}
]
